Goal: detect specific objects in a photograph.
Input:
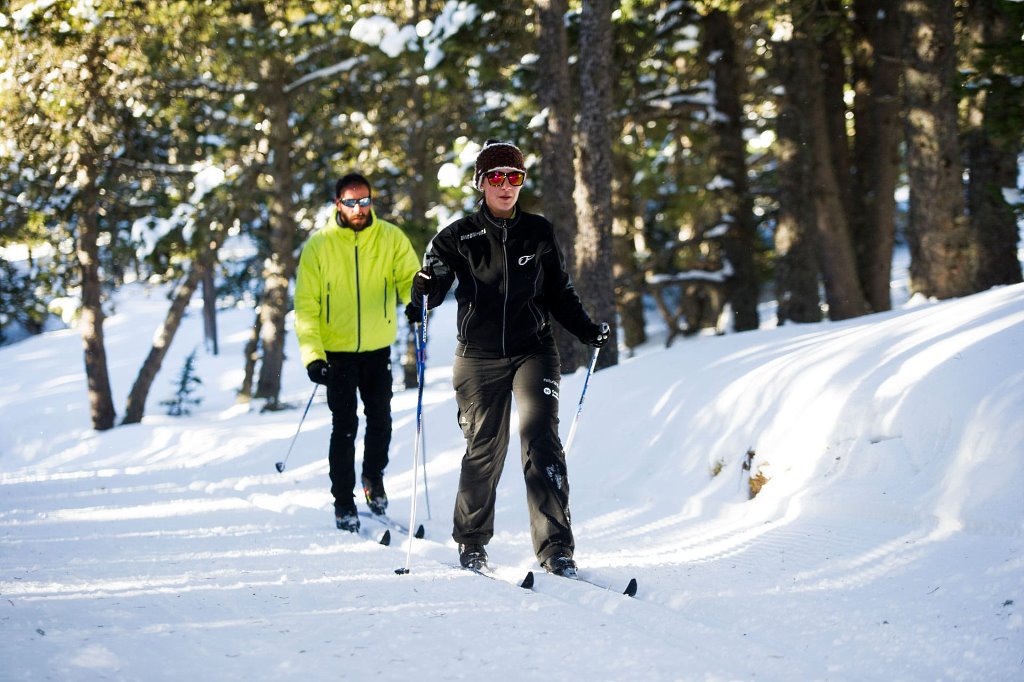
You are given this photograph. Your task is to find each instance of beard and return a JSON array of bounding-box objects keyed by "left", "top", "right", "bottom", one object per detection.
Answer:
[{"left": 337, "top": 211, "right": 373, "bottom": 231}]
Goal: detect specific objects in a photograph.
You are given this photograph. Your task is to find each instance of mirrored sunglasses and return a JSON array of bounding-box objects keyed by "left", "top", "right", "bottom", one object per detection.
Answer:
[
  {"left": 338, "top": 196, "right": 372, "bottom": 208},
  {"left": 484, "top": 170, "right": 525, "bottom": 187}
]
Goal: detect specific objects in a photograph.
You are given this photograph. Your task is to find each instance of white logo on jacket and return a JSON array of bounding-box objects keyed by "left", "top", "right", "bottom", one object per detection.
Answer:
[{"left": 518, "top": 254, "right": 536, "bottom": 266}]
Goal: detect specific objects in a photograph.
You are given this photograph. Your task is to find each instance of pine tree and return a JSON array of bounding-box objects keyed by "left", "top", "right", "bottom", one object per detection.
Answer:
[{"left": 161, "top": 349, "right": 204, "bottom": 417}]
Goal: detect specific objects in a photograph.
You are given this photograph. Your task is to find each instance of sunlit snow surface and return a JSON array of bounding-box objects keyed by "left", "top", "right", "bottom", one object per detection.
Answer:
[{"left": 1, "top": 279, "right": 1022, "bottom": 680}]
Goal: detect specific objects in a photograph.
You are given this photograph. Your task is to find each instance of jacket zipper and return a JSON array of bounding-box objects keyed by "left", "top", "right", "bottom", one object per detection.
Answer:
[
  {"left": 326, "top": 282, "right": 331, "bottom": 324},
  {"left": 354, "top": 240, "right": 361, "bottom": 351},
  {"left": 500, "top": 225, "right": 509, "bottom": 357}
]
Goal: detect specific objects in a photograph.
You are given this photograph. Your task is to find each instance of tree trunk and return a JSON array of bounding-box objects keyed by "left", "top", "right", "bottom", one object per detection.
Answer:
[
  {"left": 821, "top": 0, "right": 856, "bottom": 230},
  {"left": 76, "top": 32, "right": 116, "bottom": 431},
  {"left": 575, "top": 0, "right": 618, "bottom": 370},
  {"left": 76, "top": 152, "right": 117, "bottom": 431},
  {"left": 254, "top": 56, "right": 298, "bottom": 409},
  {"left": 963, "top": 0, "right": 1023, "bottom": 290},
  {"left": 535, "top": 0, "right": 582, "bottom": 373},
  {"left": 122, "top": 228, "right": 224, "bottom": 425},
  {"left": 852, "top": 0, "right": 902, "bottom": 312},
  {"left": 402, "top": 323, "right": 418, "bottom": 389},
  {"left": 238, "top": 304, "right": 261, "bottom": 403},
  {"left": 702, "top": 9, "right": 760, "bottom": 332},
  {"left": 613, "top": 151, "right": 646, "bottom": 352},
  {"left": 901, "top": 0, "right": 976, "bottom": 299},
  {"left": 797, "top": 35, "right": 869, "bottom": 321},
  {"left": 122, "top": 270, "right": 201, "bottom": 425},
  {"left": 403, "top": 78, "right": 433, "bottom": 241},
  {"left": 202, "top": 266, "right": 218, "bottom": 355},
  {"left": 774, "top": 39, "right": 823, "bottom": 325}
]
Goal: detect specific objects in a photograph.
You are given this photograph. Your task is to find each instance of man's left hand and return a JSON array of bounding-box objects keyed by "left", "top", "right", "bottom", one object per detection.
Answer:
[{"left": 405, "top": 303, "right": 422, "bottom": 326}]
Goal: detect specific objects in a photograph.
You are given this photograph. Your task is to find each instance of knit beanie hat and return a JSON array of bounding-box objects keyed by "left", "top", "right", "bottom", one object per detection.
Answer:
[{"left": 474, "top": 139, "right": 526, "bottom": 190}]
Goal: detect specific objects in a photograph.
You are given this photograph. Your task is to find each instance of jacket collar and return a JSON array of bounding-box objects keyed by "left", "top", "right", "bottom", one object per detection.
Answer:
[{"left": 480, "top": 203, "right": 520, "bottom": 231}]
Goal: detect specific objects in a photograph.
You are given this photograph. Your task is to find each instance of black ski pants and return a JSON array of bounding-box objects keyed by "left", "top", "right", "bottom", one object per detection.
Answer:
[
  {"left": 325, "top": 347, "right": 392, "bottom": 513},
  {"left": 451, "top": 351, "right": 574, "bottom": 563}
]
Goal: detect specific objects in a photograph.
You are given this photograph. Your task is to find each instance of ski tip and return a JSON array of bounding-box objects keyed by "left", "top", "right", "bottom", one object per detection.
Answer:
[
  {"left": 379, "top": 529, "right": 392, "bottom": 546},
  {"left": 395, "top": 567, "right": 410, "bottom": 575},
  {"left": 414, "top": 524, "right": 425, "bottom": 539},
  {"left": 520, "top": 571, "right": 535, "bottom": 590},
  {"left": 624, "top": 578, "right": 638, "bottom": 597}
]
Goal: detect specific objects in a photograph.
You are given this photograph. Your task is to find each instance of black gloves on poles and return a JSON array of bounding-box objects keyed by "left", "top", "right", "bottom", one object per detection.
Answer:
[
  {"left": 411, "top": 269, "right": 435, "bottom": 300},
  {"left": 585, "top": 322, "right": 611, "bottom": 348},
  {"left": 405, "top": 302, "right": 422, "bottom": 326},
  {"left": 306, "top": 359, "right": 330, "bottom": 386}
]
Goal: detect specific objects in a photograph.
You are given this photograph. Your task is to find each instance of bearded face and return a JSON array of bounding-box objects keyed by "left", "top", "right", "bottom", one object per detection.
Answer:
[{"left": 335, "top": 188, "right": 373, "bottom": 231}]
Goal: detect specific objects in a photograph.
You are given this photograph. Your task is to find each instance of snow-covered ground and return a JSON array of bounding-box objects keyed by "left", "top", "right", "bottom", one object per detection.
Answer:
[{"left": 1, "top": 276, "right": 1022, "bottom": 680}]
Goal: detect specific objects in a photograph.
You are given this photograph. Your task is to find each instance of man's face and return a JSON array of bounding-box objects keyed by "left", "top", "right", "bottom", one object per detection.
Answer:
[{"left": 335, "top": 185, "right": 372, "bottom": 230}]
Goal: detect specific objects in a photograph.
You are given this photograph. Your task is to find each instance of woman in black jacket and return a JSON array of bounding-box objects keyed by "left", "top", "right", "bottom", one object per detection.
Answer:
[{"left": 411, "top": 140, "right": 609, "bottom": 576}]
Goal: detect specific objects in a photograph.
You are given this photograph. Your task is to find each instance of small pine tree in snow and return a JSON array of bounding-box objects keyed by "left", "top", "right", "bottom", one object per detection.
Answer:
[{"left": 161, "top": 348, "right": 203, "bottom": 416}]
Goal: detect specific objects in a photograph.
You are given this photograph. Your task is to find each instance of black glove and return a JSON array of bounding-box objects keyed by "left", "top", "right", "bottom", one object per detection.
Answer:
[
  {"left": 411, "top": 269, "right": 435, "bottom": 300},
  {"left": 306, "top": 359, "right": 330, "bottom": 385},
  {"left": 405, "top": 302, "right": 422, "bottom": 326},
  {"left": 584, "top": 322, "right": 611, "bottom": 348}
]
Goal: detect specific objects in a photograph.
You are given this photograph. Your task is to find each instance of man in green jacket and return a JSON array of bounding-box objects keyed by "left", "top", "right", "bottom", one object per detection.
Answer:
[{"left": 294, "top": 172, "right": 421, "bottom": 532}]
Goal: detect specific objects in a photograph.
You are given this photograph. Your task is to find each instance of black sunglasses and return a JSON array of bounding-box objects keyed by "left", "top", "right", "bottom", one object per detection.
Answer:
[{"left": 338, "top": 197, "right": 371, "bottom": 208}]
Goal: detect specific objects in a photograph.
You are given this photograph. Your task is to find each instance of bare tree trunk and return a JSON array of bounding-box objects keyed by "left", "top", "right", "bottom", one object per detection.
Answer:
[
  {"left": 74, "top": 31, "right": 116, "bottom": 431},
  {"left": 254, "top": 53, "right": 298, "bottom": 409},
  {"left": 122, "top": 227, "right": 225, "bottom": 425},
  {"left": 535, "top": 0, "right": 582, "bottom": 373},
  {"left": 402, "top": 74, "right": 433, "bottom": 240},
  {"left": 702, "top": 9, "right": 760, "bottom": 332},
  {"left": 575, "top": 0, "right": 618, "bottom": 370},
  {"left": 852, "top": 0, "right": 902, "bottom": 312},
  {"left": 774, "top": 39, "right": 823, "bottom": 325},
  {"left": 77, "top": 152, "right": 116, "bottom": 431},
  {"left": 901, "top": 0, "right": 976, "bottom": 298},
  {"left": 821, "top": 0, "right": 856, "bottom": 227},
  {"left": 238, "top": 304, "right": 261, "bottom": 403},
  {"left": 122, "top": 270, "right": 201, "bottom": 424},
  {"left": 613, "top": 151, "right": 646, "bottom": 352},
  {"left": 202, "top": 266, "right": 218, "bottom": 355},
  {"left": 963, "top": 0, "right": 1023, "bottom": 290},
  {"left": 402, "top": 323, "right": 418, "bottom": 389},
  {"left": 797, "top": 35, "right": 869, "bottom": 321}
]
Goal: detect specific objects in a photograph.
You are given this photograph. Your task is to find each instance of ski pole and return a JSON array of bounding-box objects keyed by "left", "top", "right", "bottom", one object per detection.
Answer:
[
  {"left": 397, "top": 295, "right": 429, "bottom": 574},
  {"left": 563, "top": 345, "right": 601, "bottom": 458},
  {"left": 275, "top": 384, "right": 318, "bottom": 473},
  {"left": 413, "top": 313, "right": 432, "bottom": 520}
]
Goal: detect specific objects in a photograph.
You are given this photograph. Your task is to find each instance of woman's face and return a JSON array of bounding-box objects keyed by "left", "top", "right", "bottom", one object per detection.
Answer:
[{"left": 481, "top": 170, "right": 524, "bottom": 218}]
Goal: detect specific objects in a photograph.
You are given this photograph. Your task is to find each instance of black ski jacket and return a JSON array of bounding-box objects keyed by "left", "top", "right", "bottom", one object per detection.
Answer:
[{"left": 422, "top": 205, "right": 596, "bottom": 358}]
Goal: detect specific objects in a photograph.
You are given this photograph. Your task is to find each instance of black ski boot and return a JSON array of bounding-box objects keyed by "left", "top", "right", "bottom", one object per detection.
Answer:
[
  {"left": 541, "top": 553, "right": 577, "bottom": 578},
  {"left": 459, "top": 543, "right": 488, "bottom": 570},
  {"left": 361, "top": 474, "right": 388, "bottom": 516},
  {"left": 335, "top": 509, "right": 360, "bottom": 533}
]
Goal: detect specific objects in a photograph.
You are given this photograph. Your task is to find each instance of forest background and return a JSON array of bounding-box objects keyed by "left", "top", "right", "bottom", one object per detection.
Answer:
[{"left": 1, "top": 0, "right": 1022, "bottom": 431}]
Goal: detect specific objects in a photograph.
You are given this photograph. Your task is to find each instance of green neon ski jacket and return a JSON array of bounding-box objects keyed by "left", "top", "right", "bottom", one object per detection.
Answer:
[{"left": 294, "top": 210, "right": 420, "bottom": 366}]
